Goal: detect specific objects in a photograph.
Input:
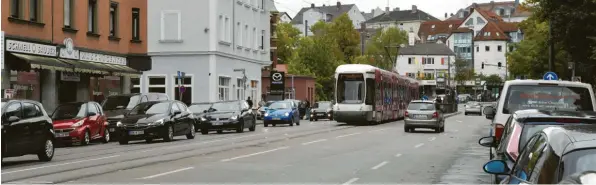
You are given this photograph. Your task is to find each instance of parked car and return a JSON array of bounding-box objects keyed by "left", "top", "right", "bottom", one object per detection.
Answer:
[
  {"left": 478, "top": 110, "right": 596, "bottom": 183},
  {"left": 52, "top": 101, "right": 109, "bottom": 145},
  {"left": 188, "top": 102, "right": 213, "bottom": 131},
  {"left": 102, "top": 93, "right": 170, "bottom": 140},
  {"left": 404, "top": 100, "right": 445, "bottom": 133},
  {"left": 464, "top": 101, "right": 483, "bottom": 115},
  {"left": 310, "top": 101, "right": 333, "bottom": 121},
  {"left": 263, "top": 100, "right": 301, "bottom": 127},
  {"left": 116, "top": 100, "right": 195, "bottom": 144},
  {"left": 1, "top": 99, "right": 55, "bottom": 162},
  {"left": 257, "top": 101, "right": 275, "bottom": 120},
  {"left": 482, "top": 125, "right": 596, "bottom": 184},
  {"left": 197, "top": 100, "right": 256, "bottom": 134}
]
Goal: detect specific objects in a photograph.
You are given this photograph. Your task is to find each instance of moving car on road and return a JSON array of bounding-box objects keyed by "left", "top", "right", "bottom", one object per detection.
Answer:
[
  {"left": 103, "top": 93, "right": 170, "bottom": 140},
  {"left": 310, "top": 101, "right": 333, "bottom": 121},
  {"left": 257, "top": 101, "right": 275, "bottom": 120},
  {"left": 464, "top": 101, "right": 483, "bottom": 115},
  {"left": 263, "top": 101, "right": 301, "bottom": 127},
  {"left": 117, "top": 100, "right": 195, "bottom": 144},
  {"left": 198, "top": 100, "right": 256, "bottom": 134},
  {"left": 188, "top": 102, "right": 213, "bottom": 131},
  {"left": 483, "top": 125, "right": 596, "bottom": 184},
  {"left": 52, "top": 101, "right": 110, "bottom": 145},
  {"left": 404, "top": 100, "right": 445, "bottom": 133},
  {"left": 1, "top": 99, "right": 55, "bottom": 162}
]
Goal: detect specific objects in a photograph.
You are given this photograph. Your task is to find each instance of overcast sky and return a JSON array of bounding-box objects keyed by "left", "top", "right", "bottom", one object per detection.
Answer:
[{"left": 273, "top": 0, "right": 524, "bottom": 20}]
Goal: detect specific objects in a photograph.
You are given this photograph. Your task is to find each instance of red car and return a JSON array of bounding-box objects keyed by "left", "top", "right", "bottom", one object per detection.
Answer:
[{"left": 52, "top": 101, "right": 110, "bottom": 145}]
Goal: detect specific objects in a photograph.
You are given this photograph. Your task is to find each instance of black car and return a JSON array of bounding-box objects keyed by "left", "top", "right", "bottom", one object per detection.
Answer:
[
  {"left": 116, "top": 100, "right": 195, "bottom": 144},
  {"left": 188, "top": 102, "right": 213, "bottom": 131},
  {"left": 102, "top": 93, "right": 170, "bottom": 140},
  {"left": 482, "top": 124, "right": 596, "bottom": 184},
  {"left": 310, "top": 101, "right": 333, "bottom": 121},
  {"left": 198, "top": 100, "right": 256, "bottom": 134},
  {"left": 1, "top": 99, "right": 55, "bottom": 162}
]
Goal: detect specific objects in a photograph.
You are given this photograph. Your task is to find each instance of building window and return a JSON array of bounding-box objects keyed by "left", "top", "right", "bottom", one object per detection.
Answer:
[
  {"left": 132, "top": 8, "right": 140, "bottom": 40},
  {"left": 485, "top": 46, "right": 490, "bottom": 52},
  {"left": 29, "top": 0, "right": 41, "bottom": 22},
  {"left": 218, "top": 77, "right": 231, "bottom": 101},
  {"left": 237, "top": 22, "right": 242, "bottom": 47},
  {"left": 498, "top": 45, "right": 502, "bottom": 52},
  {"left": 261, "top": 0, "right": 265, "bottom": 9},
  {"left": 147, "top": 76, "right": 166, "bottom": 93},
  {"left": 260, "top": 30, "right": 265, "bottom": 50},
  {"left": 109, "top": 2, "right": 118, "bottom": 37},
  {"left": 160, "top": 10, "right": 182, "bottom": 41},
  {"left": 88, "top": 0, "right": 98, "bottom": 33},
  {"left": 250, "top": 80, "right": 258, "bottom": 105},
  {"left": 173, "top": 76, "right": 192, "bottom": 105},
  {"left": 253, "top": 27, "right": 257, "bottom": 49},
  {"left": 219, "top": 15, "right": 225, "bottom": 41},
  {"left": 244, "top": 25, "right": 249, "bottom": 48},
  {"left": 225, "top": 16, "right": 230, "bottom": 42},
  {"left": 423, "top": 57, "right": 434, "bottom": 65},
  {"left": 10, "top": 0, "right": 22, "bottom": 18},
  {"left": 236, "top": 78, "right": 245, "bottom": 100},
  {"left": 64, "top": 0, "right": 74, "bottom": 28},
  {"left": 408, "top": 57, "right": 413, "bottom": 64},
  {"left": 476, "top": 46, "right": 479, "bottom": 52},
  {"left": 131, "top": 77, "right": 141, "bottom": 93}
]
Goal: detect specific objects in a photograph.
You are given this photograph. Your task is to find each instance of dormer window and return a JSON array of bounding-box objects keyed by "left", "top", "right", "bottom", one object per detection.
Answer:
[
  {"left": 476, "top": 17, "right": 486, "bottom": 24},
  {"left": 465, "top": 19, "right": 474, "bottom": 26},
  {"left": 498, "top": 8, "right": 505, "bottom": 16},
  {"left": 325, "top": 14, "right": 333, "bottom": 22}
]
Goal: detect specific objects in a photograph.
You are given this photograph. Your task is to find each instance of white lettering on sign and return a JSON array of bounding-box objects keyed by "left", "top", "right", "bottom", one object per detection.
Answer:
[
  {"left": 59, "top": 48, "right": 80, "bottom": 59},
  {"left": 79, "top": 51, "right": 127, "bottom": 65},
  {"left": 6, "top": 40, "right": 57, "bottom": 56},
  {"left": 60, "top": 71, "right": 81, "bottom": 82}
]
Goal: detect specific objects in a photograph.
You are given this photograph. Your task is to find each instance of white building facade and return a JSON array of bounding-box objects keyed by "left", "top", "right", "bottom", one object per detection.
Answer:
[
  {"left": 394, "top": 43, "right": 456, "bottom": 95},
  {"left": 145, "top": 0, "right": 271, "bottom": 105},
  {"left": 291, "top": 3, "right": 366, "bottom": 36}
]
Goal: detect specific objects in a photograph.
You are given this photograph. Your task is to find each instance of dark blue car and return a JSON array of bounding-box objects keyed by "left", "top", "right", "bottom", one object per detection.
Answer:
[{"left": 263, "top": 101, "right": 301, "bottom": 127}]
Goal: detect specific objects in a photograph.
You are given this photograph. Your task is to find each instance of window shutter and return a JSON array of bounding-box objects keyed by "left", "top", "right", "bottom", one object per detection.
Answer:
[{"left": 441, "top": 57, "right": 445, "bottom": 65}]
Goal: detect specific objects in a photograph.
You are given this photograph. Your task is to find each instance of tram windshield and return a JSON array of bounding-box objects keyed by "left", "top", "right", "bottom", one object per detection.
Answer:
[{"left": 337, "top": 73, "right": 364, "bottom": 104}]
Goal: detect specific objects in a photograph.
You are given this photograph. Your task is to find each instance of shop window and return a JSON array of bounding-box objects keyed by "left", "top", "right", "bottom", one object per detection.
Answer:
[
  {"left": 109, "top": 2, "right": 119, "bottom": 37},
  {"left": 218, "top": 77, "right": 230, "bottom": 101},
  {"left": 29, "top": 0, "right": 41, "bottom": 22},
  {"left": 132, "top": 8, "right": 140, "bottom": 40},
  {"left": 236, "top": 78, "right": 245, "bottom": 100},
  {"left": 148, "top": 76, "right": 166, "bottom": 93},
  {"left": 90, "top": 76, "right": 121, "bottom": 103},
  {"left": 131, "top": 77, "right": 141, "bottom": 93},
  {"left": 173, "top": 76, "right": 192, "bottom": 105},
  {"left": 7, "top": 71, "right": 41, "bottom": 101}
]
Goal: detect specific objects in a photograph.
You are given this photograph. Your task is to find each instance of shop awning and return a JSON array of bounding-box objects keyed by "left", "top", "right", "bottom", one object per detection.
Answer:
[
  {"left": 10, "top": 53, "right": 73, "bottom": 72},
  {"left": 59, "top": 59, "right": 141, "bottom": 77}
]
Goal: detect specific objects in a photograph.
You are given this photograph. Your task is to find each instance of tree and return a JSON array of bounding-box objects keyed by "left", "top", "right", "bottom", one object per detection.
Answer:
[
  {"left": 453, "top": 58, "right": 474, "bottom": 86},
  {"left": 483, "top": 74, "right": 504, "bottom": 84},
  {"left": 275, "top": 23, "right": 301, "bottom": 64},
  {"left": 328, "top": 13, "right": 361, "bottom": 64},
  {"left": 364, "top": 27, "right": 408, "bottom": 70}
]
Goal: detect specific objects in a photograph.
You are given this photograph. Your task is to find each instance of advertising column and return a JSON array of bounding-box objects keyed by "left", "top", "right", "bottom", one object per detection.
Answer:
[{"left": 269, "top": 71, "right": 285, "bottom": 101}]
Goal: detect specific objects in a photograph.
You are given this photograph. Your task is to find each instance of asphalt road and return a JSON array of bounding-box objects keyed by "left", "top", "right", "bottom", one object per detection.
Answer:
[{"left": 2, "top": 107, "right": 492, "bottom": 184}]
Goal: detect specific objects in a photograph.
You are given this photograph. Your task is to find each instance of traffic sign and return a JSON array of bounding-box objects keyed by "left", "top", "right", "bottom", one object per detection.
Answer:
[{"left": 543, "top": 72, "right": 558, "bottom": 81}]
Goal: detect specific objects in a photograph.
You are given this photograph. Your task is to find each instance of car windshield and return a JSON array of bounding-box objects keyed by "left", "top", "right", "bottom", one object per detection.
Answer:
[
  {"left": 562, "top": 149, "right": 596, "bottom": 178},
  {"left": 408, "top": 102, "right": 436, "bottom": 111},
  {"left": 188, "top": 104, "right": 212, "bottom": 113},
  {"left": 269, "top": 102, "right": 292, "bottom": 109},
  {"left": 316, "top": 102, "right": 331, "bottom": 109},
  {"left": 264, "top": 101, "right": 275, "bottom": 107},
  {"left": 52, "top": 104, "right": 86, "bottom": 120},
  {"left": 211, "top": 102, "right": 239, "bottom": 112},
  {"left": 102, "top": 95, "right": 141, "bottom": 110},
  {"left": 129, "top": 102, "right": 170, "bottom": 115},
  {"left": 503, "top": 85, "right": 593, "bottom": 114}
]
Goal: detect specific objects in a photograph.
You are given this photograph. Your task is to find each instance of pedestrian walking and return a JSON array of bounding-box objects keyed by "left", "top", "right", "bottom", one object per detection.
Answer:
[
  {"left": 305, "top": 99, "right": 311, "bottom": 120},
  {"left": 246, "top": 96, "right": 253, "bottom": 109}
]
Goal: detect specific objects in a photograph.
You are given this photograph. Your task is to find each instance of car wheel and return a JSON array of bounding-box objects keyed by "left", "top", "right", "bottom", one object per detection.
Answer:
[
  {"left": 119, "top": 139, "right": 129, "bottom": 145},
  {"left": 145, "top": 139, "right": 153, "bottom": 143},
  {"left": 82, "top": 130, "right": 91, "bottom": 146},
  {"left": 163, "top": 125, "right": 174, "bottom": 142},
  {"left": 201, "top": 129, "right": 209, "bottom": 135},
  {"left": 249, "top": 120, "right": 256, "bottom": 131},
  {"left": 186, "top": 124, "right": 196, "bottom": 139},
  {"left": 102, "top": 129, "right": 110, "bottom": 143},
  {"left": 289, "top": 118, "right": 294, "bottom": 126},
  {"left": 217, "top": 130, "right": 224, "bottom": 134},
  {"left": 37, "top": 137, "right": 54, "bottom": 162},
  {"left": 404, "top": 126, "right": 409, "bottom": 132},
  {"left": 236, "top": 121, "right": 245, "bottom": 133},
  {"left": 264, "top": 121, "right": 269, "bottom": 127}
]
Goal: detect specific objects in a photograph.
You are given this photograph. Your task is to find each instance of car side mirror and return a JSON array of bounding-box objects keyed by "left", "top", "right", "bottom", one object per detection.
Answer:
[
  {"left": 478, "top": 136, "right": 496, "bottom": 147},
  {"left": 7, "top": 116, "right": 20, "bottom": 123},
  {"left": 483, "top": 160, "right": 510, "bottom": 175},
  {"left": 484, "top": 106, "right": 495, "bottom": 119},
  {"left": 87, "top": 112, "right": 97, "bottom": 117}
]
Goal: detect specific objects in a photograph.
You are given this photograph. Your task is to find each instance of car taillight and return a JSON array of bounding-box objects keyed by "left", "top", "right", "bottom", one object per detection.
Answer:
[
  {"left": 432, "top": 112, "right": 438, "bottom": 118},
  {"left": 494, "top": 123, "right": 505, "bottom": 141},
  {"left": 405, "top": 111, "right": 409, "bottom": 117}
]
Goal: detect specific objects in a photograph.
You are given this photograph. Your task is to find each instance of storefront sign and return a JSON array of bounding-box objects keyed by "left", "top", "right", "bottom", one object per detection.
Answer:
[
  {"left": 6, "top": 39, "right": 57, "bottom": 56},
  {"left": 59, "top": 38, "right": 80, "bottom": 59},
  {"left": 269, "top": 72, "right": 285, "bottom": 94},
  {"left": 4, "top": 89, "right": 15, "bottom": 98},
  {"left": 80, "top": 51, "right": 127, "bottom": 65},
  {"left": 60, "top": 71, "right": 81, "bottom": 82}
]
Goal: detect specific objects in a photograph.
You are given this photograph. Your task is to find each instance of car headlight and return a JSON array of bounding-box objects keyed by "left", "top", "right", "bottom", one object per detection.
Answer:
[
  {"left": 71, "top": 119, "right": 84, "bottom": 127},
  {"left": 149, "top": 119, "right": 165, "bottom": 126},
  {"left": 200, "top": 117, "right": 207, "bottom": 121},
  {"left": 116, "top": 121, "right": 124, "bottom": 127},
  {"left": 230, "top": 115, "right": 238, "bottom": 120},
  {"left": 264, "top": 113, "right": 269, "bottom": 117},
  {"left": 284, "top": 112, "right": 290, "bottom": 116}
]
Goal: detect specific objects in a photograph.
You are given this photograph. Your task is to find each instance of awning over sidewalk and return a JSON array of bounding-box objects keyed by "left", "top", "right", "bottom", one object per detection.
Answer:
[
  {"left": 60, "top": 59, "right": 141, "bottom": 77},
  {"left": 10, "top": 53, "right": 72, "bottom": 72}
]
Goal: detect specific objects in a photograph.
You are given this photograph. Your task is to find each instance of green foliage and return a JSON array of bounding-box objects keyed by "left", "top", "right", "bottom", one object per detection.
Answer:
[
  {"left": 453, "top": 58, "right": 474, "bottom": 85},
  {"left": 328, "top": 14, "right": 361, "bottom": 64},
  {"left": 364, "top": 27, "right": 408, "bottom": 70},
  {"left": 275, "top": 23, "right": 301, "bottom": 64},
  {"left": 483, "top": 74, "right": 503, "bottom": 84}
]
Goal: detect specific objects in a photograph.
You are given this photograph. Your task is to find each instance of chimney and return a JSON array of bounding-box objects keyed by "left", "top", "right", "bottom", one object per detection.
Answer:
[
  {"left": 371, "top": 9, "right": 374, "bottom": 13},
  {"left": 385, "top": 7, "right": 390, "bottom": 12},
  {"left": 322, "top": 4, "right": 325, "bottom": 7},
  {"left": 450, "top": 13, "right": 454, "bottom": 16},
  {"left": 311, "top": 3, "right": 314, "bottom": 8},
  {"left": 444, "top": 12, "right": 447, "bottom": 18},
  {"left": 394, "top": 8, "right": 400, "bottom": 11},
  {"left": 337, "top": 1, "right": 341, "bottom": 8},
  {"left": 412, "top": 5, "right": 417, "bottom": 13}
]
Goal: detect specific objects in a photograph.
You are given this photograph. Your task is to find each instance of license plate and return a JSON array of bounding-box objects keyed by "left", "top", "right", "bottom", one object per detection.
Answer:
[
  {"left": 272, "top": 118, "right": 281, "bottom": 120},
  {"left": 55, "top": 132, "right": 69, "bottom": 137},
  {"left": 129, "top": 130, "right": 144, "bottom": 135},
  {"left": 415, "top": 115, "right": 427, "bottom": 119},
  {"left": 212, "top": 122, "right": 223, "bottom": 126},
  {"left": 318, "top": 113, "right": 324, "bottom": 115},
  {"left": 109, "top": 128, "right": 115, "bottom": 132}
]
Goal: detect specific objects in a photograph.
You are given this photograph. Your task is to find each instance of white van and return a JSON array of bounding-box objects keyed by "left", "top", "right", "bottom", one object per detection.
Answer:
[{"left": 484, "top": 79, "right": 596, "bottom": 139}]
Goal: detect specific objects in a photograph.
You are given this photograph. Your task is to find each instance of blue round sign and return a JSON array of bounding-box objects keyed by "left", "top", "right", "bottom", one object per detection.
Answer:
[{"left": 543, "top": 72, "right": 558, "bottom": 80}]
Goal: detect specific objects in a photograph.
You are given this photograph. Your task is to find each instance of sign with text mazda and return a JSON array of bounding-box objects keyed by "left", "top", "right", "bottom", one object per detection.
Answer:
[{"left": 269, "top": 71, "right": 285, "bottom": 95}]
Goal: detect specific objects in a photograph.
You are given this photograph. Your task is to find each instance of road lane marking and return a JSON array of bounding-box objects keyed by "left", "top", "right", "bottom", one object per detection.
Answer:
[
  {"left": 456, "top": 120, "right": 463, "bottom": 123},
  {"left": 138, "top": 167, "right": 194, "bottom": 179},
  {"left": 368, "top": 128, "right": 387, "bottom": 133},
  {"left": 414, "top": 143, "right": 424, "bottom": 148},
  {"left": 429, "top": 137, "right": 436, "bottom": 141},
  {"left": 342, "top": 178, "right": 359, "bottom": 185},
  {"left": 371, "top": 161, "right": 389, "bottom": 170},
  {"left": 1, "top": 155, "right": 120, "bottom": 174},
  {"left": 395, "top": 153, "right": 402, "bottom": 157},
  {"left": 336, "top": 132, "right": 361, "bottom": 138},
  {"left": 302, "top": 139, "right": 327, "bottom": 145},
  {"left": 220, "top": 146, "right": 289, "bottom": 162}
]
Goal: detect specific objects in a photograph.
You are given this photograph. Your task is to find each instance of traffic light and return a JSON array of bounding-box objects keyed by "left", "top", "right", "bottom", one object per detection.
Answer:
[
  {"left": 498, "top": 62, "right": 502, "bottom": 68},
  {"left": 481, "top": 62, "right": 485, "bottom": 69}
]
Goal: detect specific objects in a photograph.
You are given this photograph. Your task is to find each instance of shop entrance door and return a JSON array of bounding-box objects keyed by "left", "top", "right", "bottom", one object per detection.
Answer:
[{"left": 59, "top": 80, "right": 77, "bottom": 103}]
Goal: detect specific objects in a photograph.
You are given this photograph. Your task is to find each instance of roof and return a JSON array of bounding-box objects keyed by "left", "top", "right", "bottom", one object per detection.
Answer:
[
  {"left": 278, "top": 12, "right": 292, "bottom": 20},
  {"left": 398, "top": 43, "right": 456, "bottom": 56},
  {"left": 418, "top": 20, "right": 463, "bottom": 38},
  {"left": 291, "top": 4, "right": 356, "bottom": 24},
  {"left": 447, "top": 1, "right": 532, "bottom": 20},
  {"left": 365, "top": 9, "right": 439, "bottom": 23},
  {"left": 474, "top": 21, "right": 510, "bottom": 41},
  {"left": 542, "top": 125, "right": 596, "bottom": 156},
  {"left": 362, "top": 12, "right": 374, "bottom": 20}
]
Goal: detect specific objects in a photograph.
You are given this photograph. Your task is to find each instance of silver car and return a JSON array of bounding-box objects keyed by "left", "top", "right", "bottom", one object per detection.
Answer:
[
  {"left": 404, "top": 100, "right": 445, "bottom": 133},
  {"left": 464, "top": 101, "right": 482, "bottom": 115}
]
